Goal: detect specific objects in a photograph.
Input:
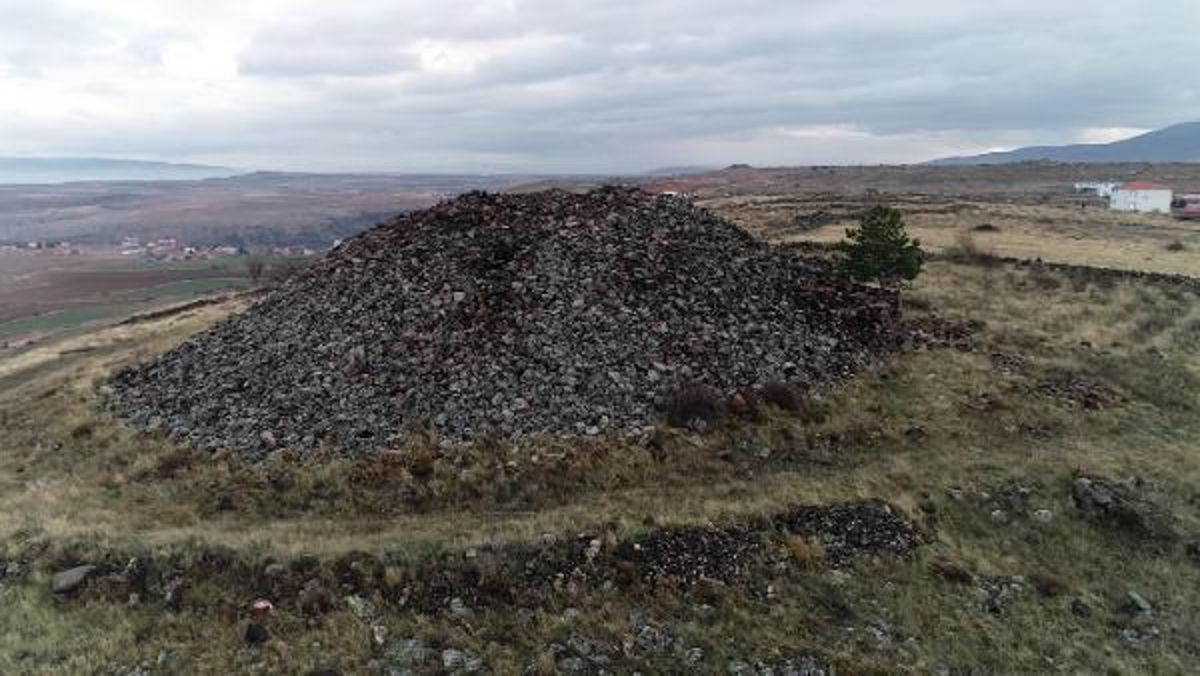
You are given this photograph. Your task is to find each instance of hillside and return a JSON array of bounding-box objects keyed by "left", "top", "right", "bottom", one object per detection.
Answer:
[
  {"left": 0, "top": 172, "right": 544, "bottom": 247},
  {"left": 3, "top": 235, "right": 1199, "bottom": 673},
  {"left": 929, "top": 123, "right": 1200, "bottom": 165}
]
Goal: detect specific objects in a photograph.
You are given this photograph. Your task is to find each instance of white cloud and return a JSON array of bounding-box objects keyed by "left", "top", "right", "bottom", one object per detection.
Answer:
[
  {"left": 1076, "top": 128, "right": 1151, "bottom": 145},
  {"left": 0, "top": 0, "right": 1197, "bottom": 171}
]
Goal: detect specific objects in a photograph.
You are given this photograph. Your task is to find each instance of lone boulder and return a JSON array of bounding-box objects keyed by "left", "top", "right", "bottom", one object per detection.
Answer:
[{"left": 51, "top": 564, "right": 96, "bottom": 594}]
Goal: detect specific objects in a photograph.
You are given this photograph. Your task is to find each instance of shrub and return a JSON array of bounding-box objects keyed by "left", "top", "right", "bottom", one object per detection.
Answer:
[
  {"left": 758, "top": 381, "right": 804, "bottom": 413},
  {"left": 246, "top": 257, "right": 266, "bottom": 285},
  {"left": 70, "top": 421, "right": 95, "bottom": 439},
  {"left": 405, "top": 444, "right": 437, "bottom": 480},
  {"left": 1030, "top": 571, "right": 1070, "bottom": 598},
  {"left": 783, "top": 535, "right": 826, "bottom": 570},
  {"left": 727, "top": 388, "right": 761, "bottom": 421},
  {"left": 665, "top": 383, "right": 725, "bottom": 429},
  {"left": 946, "top": 230, "right": 1000, "bottom": 267},
  {"left": 836, "top": 205, "right": 924, "bottom": 291},
  {"left": 1166, "top": 240, "right": 1186, "bottom": 252},
  {"left": 929, "top": 556, "right": 974, "bottom": 584},
  {"left": 1026, "top": 269, "right": 1063, "bottom": 291}
]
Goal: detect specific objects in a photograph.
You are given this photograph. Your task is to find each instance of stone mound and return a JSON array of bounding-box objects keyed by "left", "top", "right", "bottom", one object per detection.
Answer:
[{"left": 106, "top": 187, "right": 903, "bottom": 456}]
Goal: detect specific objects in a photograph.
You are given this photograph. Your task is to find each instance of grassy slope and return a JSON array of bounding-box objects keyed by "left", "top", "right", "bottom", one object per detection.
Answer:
[
  {"left": 0, "top": 258, "right": 1198, "bottom": 673},
  {"left": 708, "top": 197, "right": 1200, "bottom": 278}
]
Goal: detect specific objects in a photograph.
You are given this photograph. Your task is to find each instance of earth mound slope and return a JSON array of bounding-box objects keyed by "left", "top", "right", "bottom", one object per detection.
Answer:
[{"left": 106, "top": 187, "right": 903, "bottom": 456}]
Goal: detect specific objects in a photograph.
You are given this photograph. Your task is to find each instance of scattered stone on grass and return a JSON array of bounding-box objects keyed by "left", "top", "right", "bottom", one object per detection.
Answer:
[
  {"left": 384, "top": 638, "right": 432, "bottom": 668},
  {"left": 1070, "top": 474, "right": 1178, "bottom": 542},
  {"left": 441, "top": 648, "right": 482, "bottom": 673},
  {"left": 1038, "top": 373, "right": 1121, "bottom": 410},
  {"left": 614, "top": 524, "right": 763, "bottom": 587},
  {"left": 771, "top": 500, "right": 928, "bottom": 567}
]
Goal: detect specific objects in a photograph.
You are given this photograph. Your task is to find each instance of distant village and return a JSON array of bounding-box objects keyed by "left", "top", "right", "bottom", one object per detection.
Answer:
[
  {"left": 0, "top": 236, "right": 323, "bottom": 261},
  {"left": 115, "top": 237, "right": 320, "bottom": 261},
  {"left": 1074, "top": 181, "right": 1200, "bottom": 219}
]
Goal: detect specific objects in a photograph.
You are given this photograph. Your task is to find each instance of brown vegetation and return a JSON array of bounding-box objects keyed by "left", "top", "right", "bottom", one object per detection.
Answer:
[{"left": 2, "top": 222, "right": 1200, "bottom": 672}]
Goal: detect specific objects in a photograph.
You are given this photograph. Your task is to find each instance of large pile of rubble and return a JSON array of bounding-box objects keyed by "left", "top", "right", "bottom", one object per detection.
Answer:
[{"left": 106, "top": 187, "right": 903, "bottom": 456}]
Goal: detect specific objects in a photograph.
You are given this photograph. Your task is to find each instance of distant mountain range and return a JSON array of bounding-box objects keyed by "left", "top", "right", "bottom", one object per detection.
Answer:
[
  {"left": 0, "top": 157, "right": 240, "bottom": 184},
  {"left": 929, "top": 122, "right": 1200, "bottom": 165}
]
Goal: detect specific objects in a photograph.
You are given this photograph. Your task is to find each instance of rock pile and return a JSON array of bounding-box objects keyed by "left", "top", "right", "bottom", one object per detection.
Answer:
[{"left": 107, "top": 187, "right": 902, "bottom": 456}]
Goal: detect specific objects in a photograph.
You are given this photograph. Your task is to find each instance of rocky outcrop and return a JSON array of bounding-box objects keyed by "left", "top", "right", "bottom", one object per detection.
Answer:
[
  {"left": 1071, "top": 474, "right": 1178, "bottom": 542},
  {"left": 106, "top": 188, "right": 903, "bottom": 456}
]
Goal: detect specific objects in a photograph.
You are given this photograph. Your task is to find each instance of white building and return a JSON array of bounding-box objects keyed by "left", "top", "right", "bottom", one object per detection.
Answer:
[{"left": 1110, "top": 182, "right": 1173, "bottom": 214}]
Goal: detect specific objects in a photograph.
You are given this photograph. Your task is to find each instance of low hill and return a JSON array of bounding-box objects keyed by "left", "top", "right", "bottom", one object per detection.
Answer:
[
  {"left": 0, "top": 157, "right": 240, "bottom": 184},
  {"left": 0, "top": 172, "right": 541, "bottom": 247},
  {"left": 106, "top": 187, "right": 901, "bottom": 455},
  {"left": 929, "top": 122, "right": 1200, "bottom": 165}
]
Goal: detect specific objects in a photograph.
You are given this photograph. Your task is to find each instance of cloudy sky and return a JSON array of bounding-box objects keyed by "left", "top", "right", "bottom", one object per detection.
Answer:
[{"left": 1, "top": 0, "right": 1198, "bottom": 173}]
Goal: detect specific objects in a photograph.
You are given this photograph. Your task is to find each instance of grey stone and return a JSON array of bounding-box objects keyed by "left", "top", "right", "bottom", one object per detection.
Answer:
[
  {"left": 385, "top": 639, "right": 432, "bottom": 667},
  {"left": 441, "top": 648, "right": 482, "bottom": 673},
  {"left": 345, "top": 594, "right": 372, "bottom": 619},
  {"left": 558, "top": 656, "right": 586, "bottom": 673},
  {"left": 155, "top": 649, "right": 186, "bottom": 673},
  {"left": 1071, "top": 475, "right": 1177, "bottom": 541},
  {"left": 635, "top": 624, "right": 673, "bottom": 652},
  {"left": 104, "top": 188, "right": 904, "bottom": 456},
  {"left": 51, "top": 564, "right": 96, "bottom": 594},
  {"left": 1126, "top": 591, "right": 1153, "bottom": 614}
]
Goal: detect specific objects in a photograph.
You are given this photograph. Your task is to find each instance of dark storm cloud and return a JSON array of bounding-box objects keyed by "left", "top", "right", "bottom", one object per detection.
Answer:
[{"left": 3, "top": 0, "right": 1199, "bottom": 170}]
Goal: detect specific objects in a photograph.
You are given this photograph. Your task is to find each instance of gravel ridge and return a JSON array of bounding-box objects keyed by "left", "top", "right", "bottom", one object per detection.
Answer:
[{"left": 106, "top": 187, "right": 902, "bottom": 456}]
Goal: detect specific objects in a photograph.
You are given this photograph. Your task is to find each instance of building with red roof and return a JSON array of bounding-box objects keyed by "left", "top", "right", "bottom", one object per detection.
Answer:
[{"left": 1111, "top": 181, "right": 1173, "bottom": 214}]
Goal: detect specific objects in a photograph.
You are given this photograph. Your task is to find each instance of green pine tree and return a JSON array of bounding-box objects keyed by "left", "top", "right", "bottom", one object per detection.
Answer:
[{"left": 837, "top": 205, "right": 924, "bottom": 293}]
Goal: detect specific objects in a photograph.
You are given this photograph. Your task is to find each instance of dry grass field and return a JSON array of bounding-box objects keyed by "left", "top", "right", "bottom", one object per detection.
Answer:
[
  {"left": 1, "top": 238, "right": 1199, "bottom": 672},
  {"left": 705, "top": 195, "right": 1200, "bottom": 277}
]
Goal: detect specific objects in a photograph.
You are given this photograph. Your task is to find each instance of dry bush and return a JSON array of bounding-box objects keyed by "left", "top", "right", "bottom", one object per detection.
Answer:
[
  {"left": 69, "top": 421, "right": 95, "bottom": 439},
  {"left": 1026, "top": 269, "right": 1063, "bottom": 291},
  {"left": 405, "top": 444, "right": 437, "bottom": 480},
  {"left": 346, "top": 450, "right": 410, "bottom": 487},
  {"left": 139, "top": 448, "right": 198, "bottom": 480},
  {"left": 947, "top": 230, "right": 1001, "bottom": 267},
  {"left": 246, "top": 257, "right": 266, "bottom": 285},
  {"left": 972, "top": 223, "right": 1000, "bottom": 232},
  {"left": 929, "top": 556, "right": 974, "bottom": 584},
  {"left": 665, "top": 383, "right": 725, "bottom": 429},
  {"left": 758, "top": 381, "right": 805, "bottom": 413},
  {"left": 727, "top": 388, "right": 762, "bottom": 421},
  {"left": 1030, "top": 571, "right": 1070, "bottom": 598},
  {"left": 1165, "top": 240, "right": 1186, "bottom": 252},
  {"left": 783, "top": 534, "right": 826, "bottom": 570}
]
